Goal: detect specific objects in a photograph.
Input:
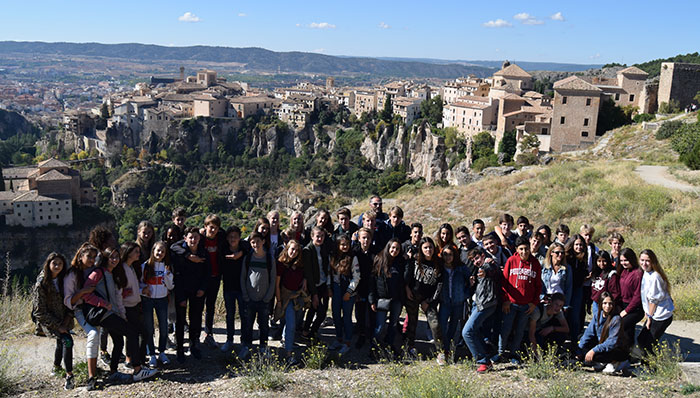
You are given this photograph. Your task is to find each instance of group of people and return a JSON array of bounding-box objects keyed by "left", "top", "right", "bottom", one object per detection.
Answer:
[{"left": 30, "top": 195, "right": 675, "bottom": 390}]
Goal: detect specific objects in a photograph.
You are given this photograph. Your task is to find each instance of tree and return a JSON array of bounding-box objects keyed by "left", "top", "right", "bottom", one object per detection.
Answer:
[
  {"left": 597, "top": 98, "right": 631, "bottom": 135},
  {"left": 420, "top": 95, "right": 443, "bottom": 126},
  {"left": 471, "top": 131, "right": 498, "bottom": 171},
  {"left": 519, "top": 133, "right": 541, "bottom": 153},
  {"left": 498, "top": 130, "right": 517, "bottom": 162},
  {"left": 380, "top": 95, "right": 393, "bottom": 123}
]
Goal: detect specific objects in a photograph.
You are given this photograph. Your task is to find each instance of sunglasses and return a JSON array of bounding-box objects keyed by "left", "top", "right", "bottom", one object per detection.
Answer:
[{"left": 552, "top": 251, "right": 564, "bottom": 255}]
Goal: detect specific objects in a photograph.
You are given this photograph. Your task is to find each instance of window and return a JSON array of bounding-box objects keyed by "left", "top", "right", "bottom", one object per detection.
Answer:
[
  {"left": 615, "top": 93, "right": 620, "bottom": 101},
  {"left": 586, "top": 98, "right": 591, "bottom": 106},
  {"left": 584, "top": 118, "right": 589, "bottom": 127},
  {"left": 630, "top": 94, "right": 635, "bottom": 102},
  {"left": 39, "top": 216, "right": 43, "bottom": 220},
  {"left": 542, "top": 127, "right": 549, "bottom": 135},
  {"left": 582, "top": 131, "right": 589, "bottom": 137},
  {"left": 562, "top": 96, "right": 567, "bottom": 104},
  {"left": 560, "top": 116, "right": 566, "bottom": 124}
]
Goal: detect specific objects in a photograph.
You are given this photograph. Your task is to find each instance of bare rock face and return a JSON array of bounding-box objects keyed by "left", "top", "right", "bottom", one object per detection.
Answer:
[
  {"left": 480, "top": 166, "right": 516, "bottom": 177},
  {"left": 408, "top": 124, "right": 448, "bottom": 184},
  {"left": 447, "top": 159, "right": 482, "bottom": 186},
  {"left": 110, "top": 169, "right": 149, "bottom": 208}
]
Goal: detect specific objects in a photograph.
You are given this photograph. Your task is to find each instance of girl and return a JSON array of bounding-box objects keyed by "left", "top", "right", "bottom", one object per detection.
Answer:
[
  {"left": 435, "top": 223, "right": 456, "bottom": 256},
  {"left": 462, "top": 247, "right": 500, "bottom": 373},
  {"left": 282, "top": 211, "right": 308, "bottom": 246},
  {"left": 119, "top": 242, "right": 145, "bottom": 368},
  {"left": 162, "top": 224, "right": 183, "bottom": 248},
  {"left": 541, "top": 243, "right": 572, "bottom": 307},
  {"left": 537, "top": 224, "right": 552, "bottom": 250},
  {"left": 564, "top": 234, "right": 588, "bottom": 343},
  {"left": 267, "top": 210, "right": 282, "bottom": 257},
  {"left": 274, "top": 240, "right": 306, "bottom": 365},
  {"left": 637, "top": 249, "right": 674, "bottom": 355},
  {"left": 438, "top": 245, "right": 468, "bottom": 354},
  {"left": 617, "top": 248, "right": 644, "bottom": 346},
  {"left": 590, "top": 250, "right": 621, "bottom": 316},
  {"left": 141, "top": 241, "right": 174, "bottom": 367},
  {"left": 252, "top": 217, "right": 272, "bottom": 250},
  {"left": 329, "top": 235, "right": 360, "bottom": 354},
  {"left": 608, "top": 232, "right": 625, "bottom": 268},
  {"left": 404, "top": 237, "right": 445, "bottom": 365},
  {"left": 578, "top": 292, "right": 630, "bottom": 373},
  {"left": 136, "top": 220, "right": 156, "bottom": 266},
  {"left": 63, "top": 243, "right": 100, "bottom": 391},
  {"left": 32, "top": 253, "right": 74, "bottom": 390},
  {"left": 83, "top": 246, "right": 158, "bottom": 383},
  {"left": 221, "top": 226, "right": 248, "bottom": 353},
  {"left": 369, "top": 239, "right": 405, "bottom": 355}
]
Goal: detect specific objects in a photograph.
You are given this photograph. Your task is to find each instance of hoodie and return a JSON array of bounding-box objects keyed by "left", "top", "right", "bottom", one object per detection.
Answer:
[{"left": 502, "top": 253, "right": 542, "bottom": 306}]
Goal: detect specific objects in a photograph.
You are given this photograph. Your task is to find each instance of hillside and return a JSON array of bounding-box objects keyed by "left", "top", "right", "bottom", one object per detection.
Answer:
[
  {"left": 0, "top": 41, "right": 496, "bottom": 78},
  {"left": 634, "top": 52, "right": 700, "bottom": 78},
  {"left": 0, "top": 109, "right": 39, "bottom": 140}
]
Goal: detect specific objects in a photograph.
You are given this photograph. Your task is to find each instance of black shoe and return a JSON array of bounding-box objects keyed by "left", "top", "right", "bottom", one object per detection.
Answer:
[
  {"left": 119, "top": 354, "right": 126, "bottom": 363},
  {"left": 190, "top": 346, "right": 202, "bottom": 359},
  {"left": 177, "top": 350, "right": 186, "bottom": 364},
  {"left": 86, "top": 377, "right": 98, "bottom": 391},
  {"left": 355, "top": 335, "right": 366, "bottom": 349},
  {"left": 99, "top": 352, "right": 111, "bottom": 367}
]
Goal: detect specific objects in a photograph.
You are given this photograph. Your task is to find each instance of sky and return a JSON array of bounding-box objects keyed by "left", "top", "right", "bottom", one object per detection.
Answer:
[{"left": 2, "top": 0, "right": 697, "bottom": 65}]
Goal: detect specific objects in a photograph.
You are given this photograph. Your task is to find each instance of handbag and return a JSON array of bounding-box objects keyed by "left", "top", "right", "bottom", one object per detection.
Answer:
[
  {"left": 376, "top": 298, "right": 392, "bottom": 312},
  {"left": 81, "top": 268, "right": 110, "bottom": 327}
]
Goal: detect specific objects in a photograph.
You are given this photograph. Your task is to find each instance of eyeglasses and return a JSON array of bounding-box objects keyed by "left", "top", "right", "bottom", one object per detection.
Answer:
[
  {"left": 371, "top": 202, "right": 382, "bottom": 206},
  {"left": 552, "top": 251, "right": 564, "bottom": 255}
]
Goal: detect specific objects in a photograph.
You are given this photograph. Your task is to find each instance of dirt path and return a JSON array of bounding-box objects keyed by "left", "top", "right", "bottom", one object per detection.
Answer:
[{"left": 634, "top": 165, "right": 698, "bottom": 193}]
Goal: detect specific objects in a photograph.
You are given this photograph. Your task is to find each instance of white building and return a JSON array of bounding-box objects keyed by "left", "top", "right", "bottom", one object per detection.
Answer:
[{"left": 6, "top": 191, "right": 73, "bottom": 227}]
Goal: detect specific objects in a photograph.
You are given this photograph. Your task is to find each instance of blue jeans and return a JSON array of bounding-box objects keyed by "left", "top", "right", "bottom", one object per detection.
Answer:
[
  {"left": 282, "top": 301, "right": 302, "bottom": 352},
  {"left": 142, "top": 296, "right": 169, "bottom": 355},
  {"left": 463, "top": 304, "right": 497, "bottom": 364},
  {"left": 439, "top": 302, "right": 464, "bottom": 350},
  {"left": 243, "top": 300, "right": 269, "bottom": 348},
  {"left": 224, "top": 290, "right": 243, "bottom": 342},
  {"left": 331, "top": 281, "right": 356, "bottom": 342},
  {"left": 373, "top": 299, "right": 403, "bottom": 346},
  {"left": 499, "top": 303, "right": 530, "bottom": 355},
  {"left": 568, "top": 287, "right": 584, "bottom": 343}
]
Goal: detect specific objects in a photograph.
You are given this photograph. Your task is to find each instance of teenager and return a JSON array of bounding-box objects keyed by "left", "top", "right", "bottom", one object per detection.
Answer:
[
  {"left": 353, "top": 227, "right": 376, "bottom": 349},
  {"left": 472, "top": 219, "right": 487, "bottom": 248},
  {"left": 63, "top": 243, "right": 100, "bottom": 390},
  {"left": 435, "top": 223, "right": 456, "bottom": 257},
  {"left": 537, "top": 224, "right": 552, "bottom": 250},
  {"left": 386, "top": 206, "right": 411, "bottom": 243},
  {"left": 171, "top": 227, "right": 209, "bottom": 362},
  {"left": 494, "top": 213, "right": 516, "bottom": 253},
  {"left": 240, "top": 232, "right": 276, "bottom": 359},
  {"left": 541, "top": 243, "right": 572, "bottom": 308},
  {"left": 565, "top": 234, "right": 589, "bottom": 343},
  {"left": 637, "top": 249, "right": 674, "bottom": 355},
  {"left": 514, "top": 216, "right": 532, "bottom": 239},
  {"left": 528, "top": 292, "right": 569, "bottom": 351},
  {"left": 32, "top": 253, "right": 74, "bottom": 390},
  {"left": 282, "top": 210, "right": 309, "bottom": 246},
  {"left": 356, "top": 209, "right": 390, "bottom": 255},
  {"left": 369, "top": 238, "right": 405, "bottom": 355},
  {"left": 456, "top": 225, "right": 477, "bottom": 266},
  {"left": 530, "top": 231, "right": 547, "bottom": 265},
  {"left": 438, "top": 245, "right": 468, "bottom": 353},
  {"left": 404, "top": 237, "right": 445, "bottom": 365},
  {"left": 88, "top": 226, "right": 118, "bottom": 366},
  {"left": 162, "top": 224, "right": 183, "bottom": 248},
  {"left": 617, "top": 248, "right": 644, "bottom": 346},
  {"left": 302, "top": 226, "right": 332, "bottom": 341},
  {"left": 118, "top": 242, "right": 146, "bottom": 369},
  {"left": 333, "top": 207, "right": 359, "bottom": 241},
  {"left": 267, "top": 210, "right": 283, "bottom": 257},
  {"left": 590, "top": 250, "right": 621, "bottom": 317},
  {"left": 220, "top": 226, "right": 249, "bottom": 353},
  {"left": 554, "top": 224, "right": 570, "bottom": 246},
  {"left": 274, "top": 240, "right": 306, "bottom": 365},
  {"left": 608, "top": 232, "right": 625, "bottom": 268},
  {"left": 329, "top": 235, "right": 360, "bottom": 354},
  {"left": 136, "top": 220, "right": 156, "bottom": 266},
  {"left": 497, "top": 236, "right": 542, "bottom": 364},
  {"left": 578, "top": 292, "right": 630, "bottom": 374},
  {"left": 462, "top": 247, "right": 500, "bottom": 373},
  {"left": 401, "top": 222, "right": 423, "bottom": 261},
  {"left": 483, "top": 235, "right": 510, "bottom": 269},
  {"left": 580, "top": 224, "right": 599, "bottom": 318},
  {"left": 171, "top": 207, "right": 187, "bottom": 234},
  {"left": 202, "top": 214, "right": 226, "bottom": 349},
  {"left": 83, "top": 246, "right": 158, "bottom": 383},
  {"left": 140, "top": 242, "right": 174, "bottom": 367}
]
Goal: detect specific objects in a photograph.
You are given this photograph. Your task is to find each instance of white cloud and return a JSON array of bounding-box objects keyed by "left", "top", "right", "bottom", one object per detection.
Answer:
[
  {"left": 312, "top": 48, "right": 326, "bottom": 53},
  {"left": 551, "top": 12, "right": 565, "bottom": 21},
  {"left": 482, "top": 19, "right": 512, "bottom": 28},
  {"left": 309, "top": 22, "right": 336, "bottom": 29},
  {"left": 238, "top": 13, "right": 247, "bottom": 17},
  {"left": 378, "top": 22, "right": 390, "bottom": 29},
  {"left": 514, "top": 12, "right": 544, "bottom": 25},
  {"left": 178, "top": 12, "right": 201, "bottom": 23}
]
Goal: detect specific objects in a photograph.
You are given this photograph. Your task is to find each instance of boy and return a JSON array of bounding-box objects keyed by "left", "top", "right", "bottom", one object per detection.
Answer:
[
  {"left": 401, "top": 222, "right": 423, "bottom": 261},
  {"left": 528, "top": 293, "right": 569, "bottom": 351},
  {"left": 302, "top": 226, "right": 332, "bottom": 340},
  {"left": 333, "top": 207, "right": 359, "bottom": 241},
  {"left": 171, "top": 227, "right": 209, "bottom": 362},
  {"left": 483, "top": 235, "right": 510, "bottom": 269},
  {"left": 239, "top": 232, "right": 276, "bottom": 359},
  {"left": 386, "top": 206, "right": 411, "bottom": 243},
  {"left": 515, "top": 216, "right": 531, "bottom": 239},
  {"left": 201, "top": 214, "right": 226, "bottom": 349},
  {"left": 472, "top": 219, "right": 486, "bottom": 248},
  {"left": 555, "top": 224, "right": 570, "bottom": 245},
  {"left": 497, "top": 236, "right": 542, "bottom": 364},
  {"left": 456, "top": 225, "right": 477, "bottom": 266},
  {"left": 172, "top": 208, "right": 187, "bottom": 234},
  {"left": 495, "top": 213, "right": 516, "bottom": 253},
  {"left": 220, "top": 226, "right": 249, "bottom": 353}
]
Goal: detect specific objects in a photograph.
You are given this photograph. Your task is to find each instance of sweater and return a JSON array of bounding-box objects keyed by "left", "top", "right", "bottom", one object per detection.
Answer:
[
  {"left": 32, "top": 271, "right": 73, "bottom": 338},
  {"left": 502, "top": 253, "right": 542, "bottom": 306},
  {"left": 641, "top": 270, "right": 674, "bottom": 321},
  {"left": 83, "top": 267, "right": 125, "bottom": 319},
  {"left": 578, "top": 313, "right": 626, "bottom": 353},
  {"left": 619, "top": 267, "right": 643, "bottom": 313},
  {"left": 405, "top": 259, "right": 442, "bottom": 304},
  {"left": 590, "top": 270, "right": 621, "bottom": 305},
  {"left": 121, "top": 263, "right": 142, "bottom": 307},
  {"left": 241, "top": 250, "right": 276, "bottom": 303},
  {"left": 140, "top": 261, "right": 174, "bottom": 299}
]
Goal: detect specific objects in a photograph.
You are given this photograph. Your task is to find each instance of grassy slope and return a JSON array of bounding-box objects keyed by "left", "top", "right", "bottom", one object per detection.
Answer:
[{"left": 360, "top": 115, "right": 700, "bottom": 320}]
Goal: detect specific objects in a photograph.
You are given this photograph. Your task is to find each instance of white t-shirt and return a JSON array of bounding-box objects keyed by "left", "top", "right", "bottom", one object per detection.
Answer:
[
  {"left": 641, "top": 270, "right": 674, "bottom": 321},
  {"left": 548, "top": 271, "right": 564, "bottom": 295}
]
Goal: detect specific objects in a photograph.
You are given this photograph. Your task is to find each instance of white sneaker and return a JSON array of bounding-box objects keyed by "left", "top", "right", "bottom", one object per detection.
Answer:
[
  {"left": 133, "top": 367, "right": 158, "bottom": 382},
  {"left": 602, "top": 363, "right": 616, "bottom": 374},
  {"left": 158, "top": 352, "right": 170, "bottom": 365},
  {"left": 148, "top": 355, "right": 158, "bottom": 368},
  {"left": 220, "top": 341, "right": 234, "bottom": 353},
  {"left": 436, "top": 353, "right": 447, "bottom": 366},
  {"left": 329, "top": 340, "right": 343, "bottom": 351}
]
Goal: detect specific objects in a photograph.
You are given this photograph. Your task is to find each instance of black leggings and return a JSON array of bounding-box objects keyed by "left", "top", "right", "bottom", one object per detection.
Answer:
[
  {"left": 621, "top": 303, "right": 644, "bottom": 345},
  {"left": 580, "top": 341, "right": 630, "bottom": 363},
  {"left": 100, "top": 314, "right": 140, "bottom": 373},
  {"left": 54, "top": 333, "right": 74, "bottom": 373},
  {"left": 637, "top": 316, "right": 673, "bottom": 355},
  {"left": 303, "top": 284, "right": 329, "bottom": 335},
  {"left": 204, "top": 276, "right": 221, "bottom": 336},
  {"left": 176, "top": 295, "right": 205, "bottom": 351},
  {"left": 125, "top": 304, "right": 146, "bottom": 363}
]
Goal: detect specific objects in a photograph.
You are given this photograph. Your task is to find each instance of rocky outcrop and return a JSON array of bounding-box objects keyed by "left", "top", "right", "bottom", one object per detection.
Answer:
[{"left": 110, "top": 169, "right": 149, "bottom": 208}]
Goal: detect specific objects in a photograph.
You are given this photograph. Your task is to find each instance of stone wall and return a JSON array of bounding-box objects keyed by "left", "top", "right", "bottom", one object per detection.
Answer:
[{"left": 658, "top": 62, "right": 700, "bottom": 108}]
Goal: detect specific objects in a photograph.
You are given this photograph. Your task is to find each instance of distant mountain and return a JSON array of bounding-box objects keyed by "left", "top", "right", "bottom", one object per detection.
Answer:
[
  {"left": 0, "top": 41, "right": 497, "bottom": 79},
  {"left": 378, "top": 57, "right": 603, "bottom": 72}
]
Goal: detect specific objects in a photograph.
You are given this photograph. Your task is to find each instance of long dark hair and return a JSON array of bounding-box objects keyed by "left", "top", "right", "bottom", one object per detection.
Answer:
[
  {"left": 416, "top": 236, "right": 441, "bottom": 277},
  {"left": 591, "top": 250, "right": 613, "bottom": 279},
  {"left": 278, "top": 239, "right": 302, "bottom": 270},
  {"left": 253, "top": 217, "right": 272, "bottom": 249},
  {"left": 565, "top": 233, "right": 587, "bottom": 262},
  {"left": 101, "top": 246, "right": 127, "bottom": 289},
  {"left": 597, "top": 292, "right": 628, "bottom": 347},
  {"left": 70, "top": 243, "right": 98, "bottom": 288},
  {"left": 40, "top": 252, "right": 68, "bottom": 294},
  {"left": 143, "top": 241, "right": 172, "bottom": 284},
  {"left": 331, "top": 235, "right": 354, "bottom": 276},
  {"left": 435, "top": 223, "right": 454, "bottom": 253},
  {"left": 615, "top": 247, "right": 638, "bottom": 276},
  {"left": 374, "top": 238, "right": 402, "bottom": 278}
]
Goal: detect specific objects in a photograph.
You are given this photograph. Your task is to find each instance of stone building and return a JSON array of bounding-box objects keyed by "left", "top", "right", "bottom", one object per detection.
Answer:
[
  {"left": 658, "top": 62, "right": 700, "bottom": 109},
  {"left": 550, "top": 76, "right": 602, "bottom": 152},
  {"left": 6, "top": 191, "right": 73, "bottom": 227}
]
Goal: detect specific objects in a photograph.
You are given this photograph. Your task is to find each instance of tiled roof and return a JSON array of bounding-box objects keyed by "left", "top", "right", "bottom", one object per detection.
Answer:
[
  {"left": 494, "top": 64, "right": 531, "bottom": 78},
  {"left": 38, "top": 158, "right": 69, "bottom": 169},
  {"left": 13, "top": 191, "right": 59, "bottom": 202},
  {"left": 36, "top": 169, "right": 71, "bottom": 181},
  {"left": 0, "top": 191, "right": 23, "bottom": 201},
  {"left": 619, "top": 66, "right": 648, "bottom": 76},
  {"left": 553, "top": 76, "right": 603, "bottom": 92}
]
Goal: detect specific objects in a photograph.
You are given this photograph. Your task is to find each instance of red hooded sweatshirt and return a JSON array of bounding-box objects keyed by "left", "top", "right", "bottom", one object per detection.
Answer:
[{"left": 502, "top": 252, "right": 542, "bottom": 306}]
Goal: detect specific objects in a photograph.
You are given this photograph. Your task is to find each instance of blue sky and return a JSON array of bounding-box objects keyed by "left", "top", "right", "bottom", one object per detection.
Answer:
[{"left": 2, "top": 0, "right": 697, "bottom": 64}]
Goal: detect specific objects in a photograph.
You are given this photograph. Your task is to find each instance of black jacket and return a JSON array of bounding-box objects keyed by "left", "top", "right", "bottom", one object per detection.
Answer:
[
  {"left": 171, "top": 240, "right": 210, "bottom": 302},
  {"left": 368, "top": 257, "right": 406, "bottom": 305},
  {"left": 302, "top": 241, "right": 331, "bottom": 296},
  {"left": 221, "top": 240, "right": 250, "bottom": 292}
]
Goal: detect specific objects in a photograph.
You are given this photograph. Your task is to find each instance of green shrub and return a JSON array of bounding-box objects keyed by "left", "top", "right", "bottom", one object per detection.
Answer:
[
  {"left": 659, "top": 100, "right": 681, "bottom": 114},
  {"left": 633, "top": 113, "right": 655, "bottom": 123},
  {"left": 655, "top": 120, "right": 683, "bottom": 139},
  {"left": 522, "top": 345, "right": 569, "bottom": 380},
  {"left": 516, "top": 152, "right": 539, "bottom": 166},
  {"left": 302, "top": 342, "right": 333, "bottom": 370},
  {"left": 0, "top": 346, "right": 16, "bottom": 396},
  {"left": 671, "top": 123, "right": 700, "bottom": 156},
  {"left": 680, "top": 141, "right": 700, "bottom": 170},
  {"left": 236, "top": 352, "right": 289, "bottom": 392},
  {"left": 639, "top": 341, "right": 685, "bottom": 382},
  {"left": 471, "top": 154, "right": 498, "bottom": 172},
  {"left": 393, "top": 365, "right": 482, "bottom": 398}
]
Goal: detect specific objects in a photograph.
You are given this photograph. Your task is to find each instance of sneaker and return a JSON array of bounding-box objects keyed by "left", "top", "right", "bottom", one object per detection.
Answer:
[
  {"left": 190, "top": 346, "right": 202, "bottom": 359},
  {"left": 99, "top": 351, "right": 111, "bottom": 367},
  {"left": 64, "top": 375, "right": 75, "bottom": 390},
  {"left": 203, "top": 334, "right": 219, "bottom": 349},
  {"left": 124, "top": 361, "right": 134, "bottom": 369},
  {"left": 329, "top": 340, "right": 344, "bottom": 351},
  {"left": 158, "top": 352, "right": 170, "bottom": 365},
  {"left": 510, "top": 358, "right": 521, "bottom": 366},
  {"left": 220, "top": 341, "right": 235, "bottom": 353},
  {"left": 85, "top": 377, "right": 98, "bottom": 391},
  {"left": 436, "top": 353, "right": 447, "bottom": 366},
  {"left": 591, "top": 362, "right": 606, "bottom": 372},
  {"left": 119, "top": 353, "right": 126, "bottom": 363},
  {"left": 602, "top": 363, "right": 616, "bottom": 374},
  {"left": 477, "top": 362, "right": 493, "bottom": 373},
  {"left": 339, "top": 344, "right": 351, "bottom": 355},
  {"left": 107, "top": 371, "right": 132, "bottom": 384},
  {"left": 238, "top": 345, "right": 251, "bottom": 360},
  {"left": 133, "top": 367, "right": 159, "bottom": 382},
  {"left": 148, "top": 355, "right": 158, "bottom": 368}
]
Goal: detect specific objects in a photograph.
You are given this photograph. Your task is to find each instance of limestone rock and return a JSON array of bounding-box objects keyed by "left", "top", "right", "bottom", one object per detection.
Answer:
[{"left": 480, "top": 166, "right": 516, "bottom": 177}]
